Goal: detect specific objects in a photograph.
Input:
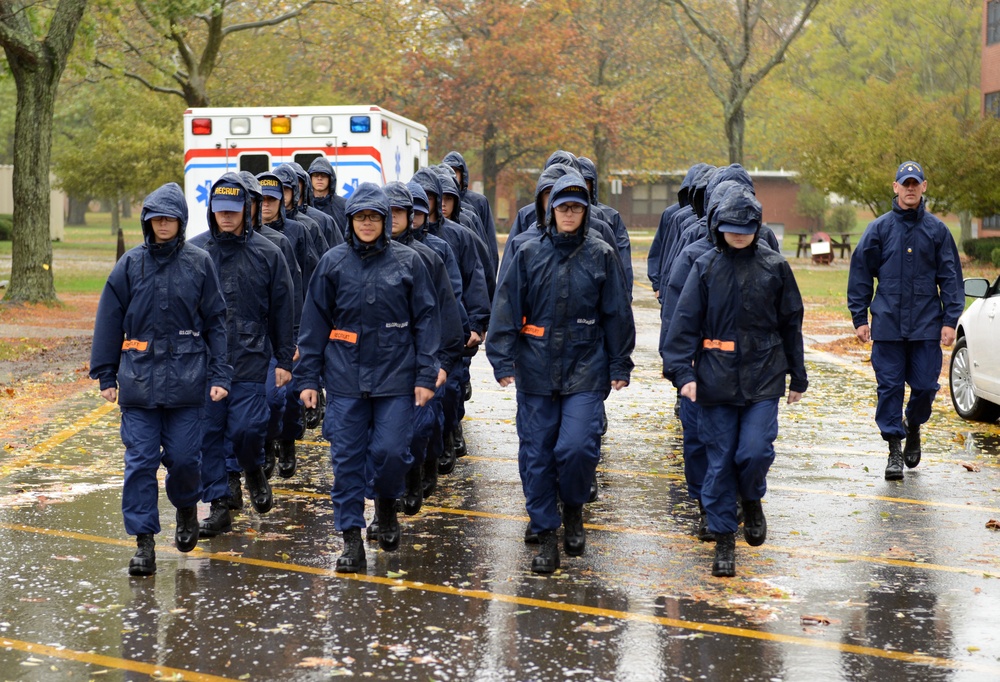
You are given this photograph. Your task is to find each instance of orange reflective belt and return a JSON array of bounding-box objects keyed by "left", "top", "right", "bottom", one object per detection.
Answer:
[
  {"left": 702, "top": 339, "right": 735, "bottom": 352},
  {"left": 121, "top": 340, "right": 148, "bottom": 352},
  {"left": 329, "top": 329, "right": 359, "bottom": 344}
]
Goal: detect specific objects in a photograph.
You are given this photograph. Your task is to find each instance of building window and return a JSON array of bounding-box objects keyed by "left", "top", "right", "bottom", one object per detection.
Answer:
[
  {"left": 986, "top": 91, "right": 1000, "bottom": 118},
  {"left": 632, "top": 184, "right": 650, "bottom": 216},
  {"left": 631, "top": 183, "right": 674, "bottom": 216},
  {"left": 984, "top": 215, "right": 1000, "bottom": 230},
  {"left": 990, "top": 1, "right": 1000, "bottom": 45}
]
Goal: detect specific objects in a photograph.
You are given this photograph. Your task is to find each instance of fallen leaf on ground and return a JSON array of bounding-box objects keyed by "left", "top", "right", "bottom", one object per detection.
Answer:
[
  {"left": 986, "top": 519, "right": 1000, "bottom": 530},
  {"left": 800, "top": 615, "right": 836, "bottom": 626},
  {"left": 961, "top": 462, "right": 982, "bottom": 472},
  {"left": 575, "top": 622, "right": 617, "bottom": 633},
  {"left": 296, "top": 658, "right": 342, "bottom": 668}
]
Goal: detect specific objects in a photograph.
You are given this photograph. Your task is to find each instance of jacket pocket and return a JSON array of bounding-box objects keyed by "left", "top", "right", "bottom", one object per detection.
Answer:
[
  {"left": 696, "top": 348, "right": 740, "bottom": 404},
  {"left": 118, "top": 339, "right": 153, "bottom": 406},
  {"left": 171, "top": 335, "right": 208, "bottom": 403},
  {"left": 235, "top": 319, "right": 266, "bottom": 355}
]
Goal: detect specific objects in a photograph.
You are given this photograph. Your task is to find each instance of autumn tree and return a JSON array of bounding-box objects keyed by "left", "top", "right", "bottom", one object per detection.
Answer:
[
  {"left": 663, "top": 0, "right": 820, "bottom": 165},
  {"left": 0, "top": 0, "right": 88, "bottom": 303},
  {"left": 95, "top": 0, "right": 339, "bottom": 107}
]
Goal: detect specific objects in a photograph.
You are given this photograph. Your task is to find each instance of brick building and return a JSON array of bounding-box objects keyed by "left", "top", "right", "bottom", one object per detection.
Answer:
[{"left": 981, "top": 0, "right": 1000, "bottom": 236}]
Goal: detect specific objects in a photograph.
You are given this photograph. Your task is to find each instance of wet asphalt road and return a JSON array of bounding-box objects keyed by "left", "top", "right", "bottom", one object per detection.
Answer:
[{"left": 1, "top": 278, "right": 999, "bottom": 681}]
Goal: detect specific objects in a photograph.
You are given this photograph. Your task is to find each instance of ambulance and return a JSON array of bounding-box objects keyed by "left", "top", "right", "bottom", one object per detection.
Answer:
[{"left": 183, "top": 106, "right": 429, "bottom": 236}]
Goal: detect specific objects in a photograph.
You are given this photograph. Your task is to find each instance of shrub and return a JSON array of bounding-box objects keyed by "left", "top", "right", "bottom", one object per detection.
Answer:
[
  {"left": 992, "top": 247, "right": 1000, "bottom": 269},
  {"left": 0, "top": 214, "right": 12, "bottom": 241},
  {"left": 827, "top": 204, "right": 857, "bottom": 234},
  {"left": 963, "top": 237, "right": 1000, "bottom": 262}
]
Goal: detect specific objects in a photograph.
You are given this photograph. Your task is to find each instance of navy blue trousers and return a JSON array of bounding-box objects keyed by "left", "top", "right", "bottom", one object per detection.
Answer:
[
  {"left": 699, "top": 399, "right": 779, "bottom": 535},
  {"left": 871, "top": 339, "right": 941, "bottom": 441},
  {"left": 679, "top": 396, "right": 708, "bottom": 500},
  {"left": 410, "top": 385, "right": 445, "bottom": 469},
  {"left": 201, "top": 382, "right": 269, "bottom": 503},
  {"left": 120, "top": 406, "right": 203, "bottom": 535},
  {"left": 516, "top": 391, "right": 604, "bottom": 534},
  {"left": 326, "top": 395, "right": 414, "bottom": 531}
]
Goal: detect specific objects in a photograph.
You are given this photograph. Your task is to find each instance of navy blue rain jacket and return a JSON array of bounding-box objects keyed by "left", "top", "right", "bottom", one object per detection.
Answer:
[
  {"left": 648, "top": 164, "right": 702, "bottom": 291},
  {"left": 189, "top": 173, "right": 295, "bottom": 383},
  {"left": 578, "top": 157, "right": 633, "bottom": 295},
  {"left": 385, "top": 181, "right": 465, "bottom": 375},
  {"left": 297, "top": 183, "right": 441, "bottom": 397},
  {"left": 442, "top": 150, "right": 498, "bottom": 268},
  {"left": 487, "top": 176, "right": 635, "bottom": 396},
  {"left": 275, "top": 164, "right": 330, "bottom": 258},
  {"left": 663, "top": 188, "right": 807, "bottom": 406},
  {"left": 412, "top": 168, "right": 491, "bottom": 334},
  {"left": 258, "top": 171, "right": 317, "bottom": 293},
  {"left": 91, "top": 183, "right": 231, "bottom": 406},
  {"left": 290, "top": 162, "right": 342, "bottom": 249},
  {"left": 848, "top": 198, "right": 963, "bottom": 341},
  {"left": 308, "top": 156, "right": 348, "bottom": 233}
]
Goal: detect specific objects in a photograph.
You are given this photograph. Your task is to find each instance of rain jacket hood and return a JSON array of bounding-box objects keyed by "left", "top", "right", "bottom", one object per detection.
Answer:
[
  {"left": 206, "top": 173, "right": 254, "bottom": 244},
  {"left": 384, "top": 181, "right": 414, "bottom": 236},
  {"left": 256, "top": 172, "right": 288, "bottom": 224},
  {"left": 678, "top": 163, "right": 707, "bottom": 208},
  {"left": 274, "top": 165, "right": 300, "bottom": 209},
  {"left": 238, "top": 171, "right": 263, "bottom": 229},
  {"left": 544, "top": 150, "right": 580, "bottom": 172},
  {"left": 708, "top": 185, "right": 763, "bottom": 251},
  {"left": 412, "top": 168, "right": 444, "bottom": 223},
  {"left": 577, "top": 157, "right": 600, "bottom": 204},
  {"left": 706, "top": 164, "right": 754, "bottom": 205},
  {"left": 289, "top": 162, "right": 314, "bottom": 207},
  {"left": 141, "top": 182, "right": 188, "bottom": 253},
  {"left": 543, "top": 174, "right": 591, "bottom": 242},
  {"left": 690, "top": 165, "right": 718, "bottom": 219},
  {"left": 534, "top": 164, "right": 580, "bottom": 230},
  {"left": 345, "top": 182, "right": 392, "bottom": 255},
  {"left": 407, "top": 181, "right": 430, "bottom": 216},
  {"left": 435, "top": 168, "right": 463, "bottom": 222},
  {"left": 442, "top": 151, "right": 471, "bottom": 193},
  {"left": 307, "top": 155, "right": 337, "bottom": 185}
]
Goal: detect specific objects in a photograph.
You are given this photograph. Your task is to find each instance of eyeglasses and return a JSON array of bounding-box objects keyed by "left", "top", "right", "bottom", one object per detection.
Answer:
[
  {"left": 554, "top": 203, "right": 585, "bottom": 214},
  {"left": 353, "top": 212, "right": 384, "bottom": 224}
]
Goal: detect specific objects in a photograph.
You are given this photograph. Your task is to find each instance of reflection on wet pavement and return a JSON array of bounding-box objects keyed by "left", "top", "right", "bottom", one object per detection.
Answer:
[{"left": 1, "top": 293, "right": 998, "bottom": 681}]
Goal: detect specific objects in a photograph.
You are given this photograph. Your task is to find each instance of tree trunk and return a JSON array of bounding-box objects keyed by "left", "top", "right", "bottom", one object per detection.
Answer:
[
  {"left": 482, "top": 121, "right": 499, "bottom": 217},
  {"left": 4, "top": 61, "right": 58, "bottom": 302},
  {"left": 959, "top": 210, "right": 973, "bottom": 243},
  {"left": 110, "top": 196, "right": 121, "bottom": 236},
  {"left": 121, "top": 198, "right": 132, "bottom": 219},
  {"left": 67, "top": 195, "right": 88, "bottom": 225},
  {"left": 725, "top": 104, "right": 745, "bottom": 165},
  {"left": 592, "top": 126, "right": 610, "bottom": 207}
]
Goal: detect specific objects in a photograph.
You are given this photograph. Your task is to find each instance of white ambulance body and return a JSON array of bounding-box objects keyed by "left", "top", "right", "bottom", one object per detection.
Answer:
[{"left": 182, "top": 106, "right": 429, "bottom": 236}]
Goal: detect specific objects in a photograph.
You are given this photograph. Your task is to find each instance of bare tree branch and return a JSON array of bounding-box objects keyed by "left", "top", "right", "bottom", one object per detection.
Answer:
[
  {"left": 666, "top": 3, "right": 727, "bottom": 105},
  {"left": 0, "top": 1, "right": 41, "bottom": 63},
  {"left": 94, "top": 58, "right": 187, "bottom": 99},
  {"left": 668, "top": 0, "right": 735, "bottom": 72}
]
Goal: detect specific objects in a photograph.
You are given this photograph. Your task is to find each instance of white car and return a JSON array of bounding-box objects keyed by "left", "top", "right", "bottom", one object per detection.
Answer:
[{"left": 950, "top": 276, "right": 1000, "bottom": 422}]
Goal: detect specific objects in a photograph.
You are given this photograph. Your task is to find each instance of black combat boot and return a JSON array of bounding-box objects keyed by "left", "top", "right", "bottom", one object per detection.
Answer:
[
  {"left": 336, "top": 528, "right": 367, "bottom": 573},
  {"left": 174, "top": 506, "right": 199, "bottom": 552},
  {"left": 562, "top": 505, "right": 585, "bottom": 557},
  {"left": 277, "top": 439, "right": 297, "bottom": 478},
  {"left": 438, "top": 431, "right": 457, "bottom": 474},
  {"left": 902, "top": 418, "right": 921, "bottom": 468},
  {"left": 366, "top": 506, "right": 380, "bottom": 542},
  {"left": 462, "top": 381, "right": 473, "bottom": 402},
  {"left": 402, "top": 466, "right": 424, "bottom": 516},
  {"left": 712, "top": 532, "right": 736, "bottom": 577},
  {"left": 885, "top": 438, "right": 904, "bottom": 481},
  {"left": 129, "top": 533, "right": 156, "bottom": 577},
  {"left": 422, "top": 457, "right": 438, "bottom": 498},
  {"left": 226, "top": 471, "right": 243, "bottom": 511},
  {"left": 263, "top": 440, "right": 279, "bottom": 479},
  {"left": 199, "top": 499, "right": 232, "bottom": 537},
  {"left": 453, "top": 422, "right": 468, "bottom": 458},
  {"left": 600, "top": 405, "right": 608, "bottom": 435},
  {"left": 588, "top": 473, "right": 599, "bottom": 503},
  {"left": 245, "top": 467, "right": 273, "bottom": 513},
  {"left": 531, "top": 530, "right": 560, "bottom": 574},
  {"left": 524, "top": 522, "right": 539, "bottom": 544},
  {"left": 376, "top": 497, "right": 401, "bottom": 551},
  {"left": 742, "top": 499, "right": 767, "bottom": 546},
  {"left": 696, "top": 501, "right": 715, "bottom": 542}
]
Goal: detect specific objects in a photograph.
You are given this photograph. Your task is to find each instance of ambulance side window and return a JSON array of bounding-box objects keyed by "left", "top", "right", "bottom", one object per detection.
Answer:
[
  {"left": 294, "top": 153, "right": 324, "bottom": 170},
  {"left": 239, "top": 154, "right": 270, "bottom": 175},
  {"left": 413, "top": 158, "right": 420, "bottom": 174}
]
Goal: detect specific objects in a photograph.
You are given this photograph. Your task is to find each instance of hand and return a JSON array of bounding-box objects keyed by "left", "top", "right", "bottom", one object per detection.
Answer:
[
  {"left": 275, "top": 367, "right": 292, "bottom": 388},
  {"left": 436, "top": 369, "right": 448, "bottom": 388},
  {"left": 941, "top": 326, "right": 956, "bottom": 347},
  {"left": 787, "top": 390, "right": 803, "bottom": 405},
  {"left": 680, "top": 381, "right": 696, "bottom": 402},
  {"left": 467, "top": 331, "right": 482, "bottom": 348},
  {"left": 498, "top": 376, "right": 515, "bottom": 387},
  {"left": 293, "top": 346, "right": 300, "bottom": 362},
  {"left": 100, "top": 387, "right": 117, "bottom": 403},
  {"left": 855, "top": 324, "right": 871, "bottom": 343},
  {"left": 210, "top": 386, "right": 228, "bottom": 402},
  {"left": 415, "top": 386, "right": 435, "bottom": 407},
  {"left": 654, "top": 290, "right": 660, "bottom": 300},
  {"left": 301, "top": 388, "right": 318, "bottom": 408},
  {"left": 611, "top": 380, "right": 628, "bottom": 391}
]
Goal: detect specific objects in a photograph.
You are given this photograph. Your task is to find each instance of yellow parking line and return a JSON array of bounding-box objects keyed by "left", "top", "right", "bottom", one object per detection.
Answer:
[
  {"left": 0, "top": 402, "right": 117, "bottom": 480},
  {"left": 0, "top": 636, "right": 238, "bottom": 681},
  {"left": 1, "top": 522, "right": 995, "bottom": 676}
]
